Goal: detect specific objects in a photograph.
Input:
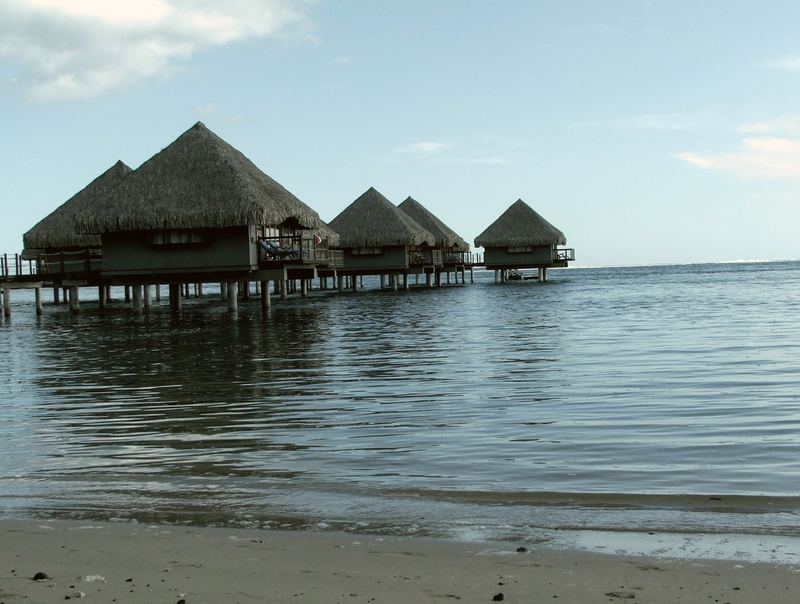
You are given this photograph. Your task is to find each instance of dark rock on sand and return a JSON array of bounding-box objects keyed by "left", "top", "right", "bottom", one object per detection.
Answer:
[
  {"left": 515, "top": 547, "right": 527, "bottom": 553},
  {"left": 33, "top": 571, "right": 49, "bottom": 581},
  {"left": 492, "top": 593, "right": 504, "bottom": 601}
]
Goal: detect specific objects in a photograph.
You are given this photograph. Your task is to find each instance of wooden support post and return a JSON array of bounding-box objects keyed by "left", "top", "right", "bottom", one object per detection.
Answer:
[
  {"left": 242, "top": 281, "right": 250, "bottom": 299},
  {"left": 198, "top": 282, "right": 203, "bottom": 297},
  {"left": 470, "top": 268, "right": 474, "bottom": 283},
  {"left": 2, "top": 285, "right": 10, "bottom": 317},
  {"left": 404, "top": 272, "right": 410, "bottom": 290},
  {"left": 494, "top": 270, "right": 499, "bottom": 283},
  {"left": 35, "top": 287, "right": 43, "bottom": 315},
  {"left": 338, "top": 275, "right": 344, "bottom": 292},
  {"left": 436, "top": 270, "right": 442, "bottom": 287},
  {"left": 391, "top": 274, "right": 398, "bottom": 291},
  {"left": 446, "top": 271, "right": 451, "bottom": 285},
  {"left": 53, "top": 287, "right": 60, "bottom": 305},
  {"left": 227, "top": 281, "right": 238, "bottom": 313},
  {"left": 124, "top": 286, "right": 130, "bottom": 303},
  {"left": 380, "top": 275, "right": 386, "bottom": 289},
  {"left": 69, "top": 286, "right": 79, "bottom": 313},
  {"left": 155, "top": 284, "right": 161, "bottom": 301},
  {"left": 132, "top": 285, "right": 143, "bottom": 314},
  {"left": 301, "top": 279, "right": 308, "bottom": 297},
  {"left": 415, "top": 274, "right": 420, "bottom": 286},
  {"left": 98, "top": 286, "right": 106, "bottom": 309},
  {"left": 143, "top": 285, "right": 152, "bottom": 308},
  {"left": 261, "top": 280, "right": 271, "bottom": 309},
  {"left": 105, "top": 285, "right": 112, "bottom": 303},
  {"left": 351, "top": 275, "right": 357, "bottom": 292},
  {"left": 541, "top": 267, "right": 548, "bottom": 282},
  {"left": 220, "top": 282, "right": 227, "bottom": 298},
  {"left": 280, "top": 280, "right": 288, "bottom": 300}
]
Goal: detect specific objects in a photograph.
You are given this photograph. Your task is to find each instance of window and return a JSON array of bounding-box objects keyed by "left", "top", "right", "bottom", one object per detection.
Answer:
[
  {"left": 508, "top": 245, "right": 534, "bottom": 253},
  {"left": 152, "top": 230, "right": 204, "bottom": 245},
  {"left": 351, "top": 247, "right": 383, "bottom": 255}
]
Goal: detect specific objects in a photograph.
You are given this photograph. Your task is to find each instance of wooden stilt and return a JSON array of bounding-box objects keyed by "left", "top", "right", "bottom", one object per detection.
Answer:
[
  {"left": 404, "top": 272, "right": 410, "bottom": 290},
  {"left": 280, "top": 280, "right": 288, "bottom": 300},
  {"left": 155, "top": 284, "right": 161, "bottom": 301},
  {"left": 53, "top": 287, "right": 60, "bottom": 305},
  {"left": 132, "top": 285, "right": 143, "bottom": 314},
  {"left": 2, "top": 285, "right": 10, "bottom": 317},
  {"left": 143, "top": 285, "right": 151, "bottom": 308},
  {"left": 391, "top": 274, "right": 398, "bottom": 291},
  {"left": 69, "top": 286, "right": 79, "bottom": 313},
  {"left": 220, "top": 282, "right": 227, "bottom": 299},
  {"left": 124, "top": 286, "right": 130, "bottom": 303},
  {"left": 34, "top": 287, "right": 42, "bottom": 315},
  {"left": 261, "top": 280, "right": 271, "bottom": 309},
  {"left": 227, "top": 281, "right": 238, "bottom": 312},
  {"left": 98, "top": 286, "right": 106, "bottom": 309}
]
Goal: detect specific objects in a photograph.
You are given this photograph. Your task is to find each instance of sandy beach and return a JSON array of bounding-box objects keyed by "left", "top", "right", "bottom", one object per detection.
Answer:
[{"left": 1, "top": 519, "right": 798, "bottom": 604}]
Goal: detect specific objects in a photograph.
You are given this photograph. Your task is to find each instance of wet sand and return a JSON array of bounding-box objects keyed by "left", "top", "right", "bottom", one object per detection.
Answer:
[{"left": 1, "top": 519, "right": 798, "bottom": 603}]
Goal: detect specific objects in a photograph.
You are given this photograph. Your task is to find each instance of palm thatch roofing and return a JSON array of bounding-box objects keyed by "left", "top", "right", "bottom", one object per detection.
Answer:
[
  {"left": 23, "top": 160, "right": 132, "bottom": 251},
  {"left": 397, "top": 196, "right": 469, "bottom": 252},
  {"left": 75, "top": 122, "right": 321, "bottom": 234},
  {"left": 329, "top": 187, "right": 435, "bottom": 248},
  {"left": 302, "top": 218, "right": 340, "bottom": 247},
  {"left": 474, "top": 199, "right": 567, "bottom": 248}
]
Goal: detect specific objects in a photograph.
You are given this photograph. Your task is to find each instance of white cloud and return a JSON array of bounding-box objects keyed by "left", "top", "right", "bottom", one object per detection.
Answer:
[
  {"left": 333, "top": 55, "right": 351, "bottom": 64},
  {"left": 675, "top": 137, "right": 800, "bottom": 180},
  {"left": 763, "top": 54, "right": 800, "bottom": 72},
  {"left": 396, "top": 141, "right": 449, "bottom": 155},
  {"left": 0, "top": 0, "right": 310, "bottom": 102},
  {"left": 738, "top": 115, "right": 800, "bottom": 134},
  {"left": 574, "top": 112, "right": 696, "bottom": 131}
]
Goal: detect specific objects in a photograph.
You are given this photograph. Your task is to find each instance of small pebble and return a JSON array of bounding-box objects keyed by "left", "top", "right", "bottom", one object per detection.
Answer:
[
  {"left": 492, "top": 593, "right": 504, "bottom": 602},
  {"left": 33, "top": 571, "right": 49, "bottom": 581},
  {"left": 516, "top": 546, "right": 527, "bottom": 553}
]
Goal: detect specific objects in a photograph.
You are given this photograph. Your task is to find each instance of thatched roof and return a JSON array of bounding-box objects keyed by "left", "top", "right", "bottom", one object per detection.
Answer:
[
  {"left": 76, "top": 122, "right": 321, "bottom": 234},
  {"left": 474, "top": 199, "right": 567, "bottom": 248},
  {"left": 23, "top": 160, "right": 132, "bottom": 251},
  {"left": 329, "top": 187, "right": 435, "bottom": 248},
  {"left": 302, "top": 219, "right": 340, "bottom": 247},
  {"left": 398, "top": 196, "right": 469, "bottom": 252}
]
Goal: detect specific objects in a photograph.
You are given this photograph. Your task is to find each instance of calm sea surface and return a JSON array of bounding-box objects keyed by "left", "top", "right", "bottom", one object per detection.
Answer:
[{"left": 1, "top": 262, "right": 799, "bottom": 543}]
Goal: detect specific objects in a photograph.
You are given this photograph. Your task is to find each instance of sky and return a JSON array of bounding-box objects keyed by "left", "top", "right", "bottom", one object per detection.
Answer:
[{"left": 2, "top": 0, "right": 800, "bottom": 266}]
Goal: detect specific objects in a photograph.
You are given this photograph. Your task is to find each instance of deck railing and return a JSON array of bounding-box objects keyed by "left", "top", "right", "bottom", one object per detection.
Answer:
[
  {"left": 409, "top": 248, "right": 443, "bottom": 266},
  {"left": 444, "top": 251, "right": 484, "bottom": 265},
  {"left": 2, "top": 250, "right": 102, "bottom": 280},
  {"left": 258, "top": 236, "right": 341, "bottom": 267},
  {"left": 555, "top": 248, "right": 575, "bottom": 262},
  {"left": 1, "top": 253, "right": 37, "bottom": 279}
]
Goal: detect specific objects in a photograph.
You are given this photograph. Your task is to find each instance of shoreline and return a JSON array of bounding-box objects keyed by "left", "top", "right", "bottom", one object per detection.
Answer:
[{"left": 2, "top": 518, "right": 799, "bottom": 603}]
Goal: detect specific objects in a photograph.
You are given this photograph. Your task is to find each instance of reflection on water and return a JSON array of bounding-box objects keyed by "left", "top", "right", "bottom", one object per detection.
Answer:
[{"left": 1, "top": 263, "right": 800, "bottom": 538}]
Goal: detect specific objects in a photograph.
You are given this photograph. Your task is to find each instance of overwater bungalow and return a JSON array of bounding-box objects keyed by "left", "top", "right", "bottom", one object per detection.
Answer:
[
  {"left": 474, "top": 199, "right": 575, "bottom": 282},
  {"left": 397, "top": 196, "right": 474, "bottom": 285},
  {"left": 74, "top": 122, "right": 336, "bottom": 311},
  {"left": 23, "top": 161, "right": 131, "bottom": 282},
  {"left": 328, "top": 187, "right": 436, "bottom": 290}
]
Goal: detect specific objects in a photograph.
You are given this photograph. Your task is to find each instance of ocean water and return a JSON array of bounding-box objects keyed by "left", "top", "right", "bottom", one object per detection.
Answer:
[{"left": 1, "top": 262, "right": 799, "bottom": 550}]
